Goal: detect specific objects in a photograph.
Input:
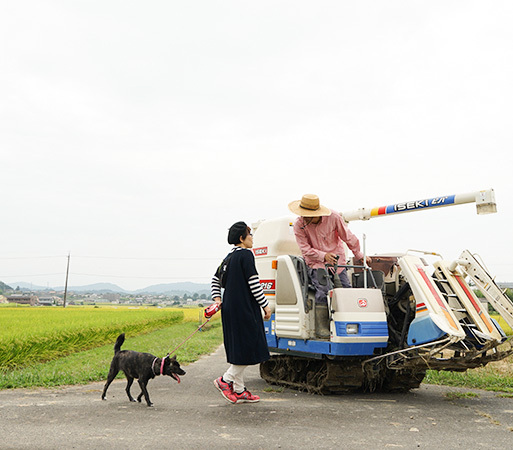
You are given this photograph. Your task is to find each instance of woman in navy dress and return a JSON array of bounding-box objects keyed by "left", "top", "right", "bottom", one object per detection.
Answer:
[{"left": 211, "top": 221, "right": 271, "bottom": 404}]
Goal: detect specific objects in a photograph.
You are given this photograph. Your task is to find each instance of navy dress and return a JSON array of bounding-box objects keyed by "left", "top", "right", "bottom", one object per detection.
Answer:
[{"left": 220, "top": 248, "right": 270, "bottom": 365}]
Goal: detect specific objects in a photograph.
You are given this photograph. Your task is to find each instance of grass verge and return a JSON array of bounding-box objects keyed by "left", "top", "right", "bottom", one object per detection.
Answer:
[
  {"left": 425, "top": 353, "right": 513, "bottom": 393},
  {"left": 444, "top": 391, "right": 480, "bottom": 400},
  {"left": 0, "top": 320, "right": 223, "bottom": 390}
]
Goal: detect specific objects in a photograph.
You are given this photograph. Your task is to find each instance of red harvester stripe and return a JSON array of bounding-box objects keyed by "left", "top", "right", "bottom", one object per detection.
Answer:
[
  {"left": 417, "top": 266, "right": 458, "bottom": 330},
  {"left": 454, "top": 274, "right": 494, "bottom": 333}
]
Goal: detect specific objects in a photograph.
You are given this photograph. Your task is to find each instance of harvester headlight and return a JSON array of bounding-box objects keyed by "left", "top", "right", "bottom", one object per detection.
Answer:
[{"left": 346, "top": 324, "right": 359, "bottom": 334}]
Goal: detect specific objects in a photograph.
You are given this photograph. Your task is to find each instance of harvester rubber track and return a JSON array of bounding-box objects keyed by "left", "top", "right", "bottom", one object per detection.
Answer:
[
  {"left": 260, "top": 355, "right": 365, "bottom": 394},
  {"left": 260, "top": 354, "right": 426, "bottom": 394}
]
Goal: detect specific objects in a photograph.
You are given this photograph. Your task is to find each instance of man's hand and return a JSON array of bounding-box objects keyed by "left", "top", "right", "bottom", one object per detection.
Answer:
[
  {"left": 356, "top": 257, "right": 373, "bottom": 266},
  {"left": 263, "top": 306, "right": 272, "bottom": 320},
  {"left": 324, "top": 253, "right": 339, "bottom": 265}
]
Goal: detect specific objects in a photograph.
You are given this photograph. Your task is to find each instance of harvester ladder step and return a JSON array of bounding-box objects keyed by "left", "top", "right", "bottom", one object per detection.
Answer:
[
  {"left": 440, "top": 292, "right": 458, "bottom": 301},
  {"left": 459, "top": 249, "right": 513, "bottom": 330}
]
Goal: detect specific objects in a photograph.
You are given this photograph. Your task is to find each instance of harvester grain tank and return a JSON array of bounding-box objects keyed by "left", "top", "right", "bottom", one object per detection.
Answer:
[{"left": 253, "top": 189, "right": 512, "bottom": 393}]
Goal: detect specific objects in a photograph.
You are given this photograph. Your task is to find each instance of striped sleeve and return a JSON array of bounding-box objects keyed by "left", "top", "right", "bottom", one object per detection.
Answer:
[
  {"left": 248, "top": 275, "right": 268, "bottom": 308},
  {"left": 211, "top": 275, "right": 222, "bottom": 300}
]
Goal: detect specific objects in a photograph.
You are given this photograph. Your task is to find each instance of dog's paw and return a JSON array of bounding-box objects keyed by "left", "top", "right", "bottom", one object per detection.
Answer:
[{"left": 146, "top": 402, "right": 153, "bottom": 407}]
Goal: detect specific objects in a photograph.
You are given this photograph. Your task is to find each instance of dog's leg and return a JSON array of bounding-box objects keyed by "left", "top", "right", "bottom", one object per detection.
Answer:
[
  {"left": 101, "top": 363, "right": 119, "bottom": 400},
  {"left": 125, "top": 376, "right": 136, "bottom": 402},
  {"left": 137, "top": 378, "right": 153, "bottom": 407}
]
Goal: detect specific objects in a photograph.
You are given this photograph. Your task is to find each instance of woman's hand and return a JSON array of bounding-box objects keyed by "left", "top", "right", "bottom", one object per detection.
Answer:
[{"left": 263, "top": 306, "right": 272, "bottom": 320}]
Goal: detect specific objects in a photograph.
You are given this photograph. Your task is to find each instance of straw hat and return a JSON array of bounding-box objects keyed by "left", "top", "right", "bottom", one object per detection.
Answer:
[{"left": 288, "top": 194, "right": 331, "bottom": 217}]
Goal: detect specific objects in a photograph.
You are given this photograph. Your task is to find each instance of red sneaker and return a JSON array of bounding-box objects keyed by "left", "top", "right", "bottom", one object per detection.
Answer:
[
  {"left": 214, "top": 377, "right": 236, "bottom": 403},
  {"left": 234, "top": 389, "right": 260, "bottom": 403}
]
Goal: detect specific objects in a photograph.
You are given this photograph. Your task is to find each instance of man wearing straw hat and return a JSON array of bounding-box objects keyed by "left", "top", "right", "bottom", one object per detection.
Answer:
[{"left": 288, "top": 194, "right": 372, "bottom": 304}]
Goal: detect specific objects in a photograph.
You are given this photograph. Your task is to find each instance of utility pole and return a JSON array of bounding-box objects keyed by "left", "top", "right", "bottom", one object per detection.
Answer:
[{"left": 63, "top": 253, "right": 70, "bottom": 308}]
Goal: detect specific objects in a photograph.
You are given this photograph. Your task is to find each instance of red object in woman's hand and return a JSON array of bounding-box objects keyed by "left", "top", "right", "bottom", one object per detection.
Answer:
[{"left": 204, "top": 303, "right": 221, "bottom": 318}]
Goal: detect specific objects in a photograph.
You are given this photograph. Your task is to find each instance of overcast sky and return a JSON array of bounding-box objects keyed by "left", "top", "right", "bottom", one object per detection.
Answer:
[{"left": 1, "top": 1, "right": 512, "bottom": 291}]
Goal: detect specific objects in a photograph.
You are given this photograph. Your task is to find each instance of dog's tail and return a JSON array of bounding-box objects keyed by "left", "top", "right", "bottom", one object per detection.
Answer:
[{"left": 114, "top": 333, "right": 125, "bottom": 354}]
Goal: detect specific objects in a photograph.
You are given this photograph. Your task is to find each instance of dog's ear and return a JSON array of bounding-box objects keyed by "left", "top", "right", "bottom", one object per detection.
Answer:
[{"left": 169, "top": 355, "right": 177, "bottom": 361}]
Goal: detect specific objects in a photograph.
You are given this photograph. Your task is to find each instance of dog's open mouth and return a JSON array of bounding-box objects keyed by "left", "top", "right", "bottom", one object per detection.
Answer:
[{"left": 171, "top": 373, "right": 181, "bottom": 383}]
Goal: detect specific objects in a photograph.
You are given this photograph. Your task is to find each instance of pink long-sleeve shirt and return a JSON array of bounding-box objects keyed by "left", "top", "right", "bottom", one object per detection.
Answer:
[{"left": 293, "top": 209, "right": 364, "bottom": 271}]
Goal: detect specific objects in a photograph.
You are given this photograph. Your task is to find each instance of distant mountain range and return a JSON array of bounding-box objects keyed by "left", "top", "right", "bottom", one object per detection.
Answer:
[
  {"left": 6, "top": 280, "right": 512, "bottom": 296},
  {"left": 0, "top": 281, "right": 13, "bottom": 292},
  {"left": 6, "top": 281, "right": 210, "bottom": 296}
]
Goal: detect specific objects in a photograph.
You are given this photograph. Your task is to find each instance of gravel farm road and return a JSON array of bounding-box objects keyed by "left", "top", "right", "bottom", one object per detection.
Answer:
[{"left": 1, "top": 346, "right": 513, "bottom": 449}]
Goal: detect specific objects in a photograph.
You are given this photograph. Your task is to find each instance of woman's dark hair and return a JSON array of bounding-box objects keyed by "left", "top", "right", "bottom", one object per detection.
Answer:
[{"left": 228, "top": 221, "right": 250, "bottom": 245}]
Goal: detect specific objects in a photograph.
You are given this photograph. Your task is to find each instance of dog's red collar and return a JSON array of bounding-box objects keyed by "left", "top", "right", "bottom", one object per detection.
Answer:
[
  {"left": 152, "top": 355, "right": 168, "bottom": 376},
  {"left": 160, "top": 355, "right": 167, "bottom": 375}
]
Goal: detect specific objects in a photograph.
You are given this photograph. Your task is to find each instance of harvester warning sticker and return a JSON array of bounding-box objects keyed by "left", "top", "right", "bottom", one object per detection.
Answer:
[
  {"left": 253, "top": 247, "right": 268, "bottom": 256},
  {"left": 370, "top": 195, "right": 456, "bottom": 217},
  {"left": 416, "top": 302, "right": 428, "bottom": 314}
]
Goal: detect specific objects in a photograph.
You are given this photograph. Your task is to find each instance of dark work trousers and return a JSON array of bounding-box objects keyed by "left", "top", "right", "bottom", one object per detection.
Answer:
[{"left": 308, "top": 267, "right": 351, "bottom": 304}]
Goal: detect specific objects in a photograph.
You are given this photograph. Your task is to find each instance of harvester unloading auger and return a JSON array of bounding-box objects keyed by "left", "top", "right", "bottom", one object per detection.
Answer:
[{"left": 252, "top": 189, "right": 513, "bottom": 393}]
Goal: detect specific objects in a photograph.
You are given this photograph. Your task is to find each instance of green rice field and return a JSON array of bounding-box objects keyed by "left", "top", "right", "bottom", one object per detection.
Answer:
[
  {"left": 0, "top": 306, "right": 187, "bottom": 368},
  {"left": 0, "top": 305, "right": 223, "bottom": 389}
]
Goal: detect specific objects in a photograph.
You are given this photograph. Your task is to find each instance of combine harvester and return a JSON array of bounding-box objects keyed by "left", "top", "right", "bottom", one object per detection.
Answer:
[{"left": 253, "top": 189, "right": 513, "bottom": 393}]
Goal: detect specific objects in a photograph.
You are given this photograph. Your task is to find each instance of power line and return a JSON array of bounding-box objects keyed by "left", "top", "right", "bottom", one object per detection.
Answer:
[
  {"left": 71, "top": 272, "right": 210, "bottom": 280},
  {"left": 0, "top": 255, "right": 220, "bottom": 261},
  {"left": 0, "top": 256, "right": 67, "bottom": 260},
  {"left": 0, "top": 273, "right": 64, "bottom": 278},
  {"left": 73, "top": 256, "right": 219, "bottom": 261}
]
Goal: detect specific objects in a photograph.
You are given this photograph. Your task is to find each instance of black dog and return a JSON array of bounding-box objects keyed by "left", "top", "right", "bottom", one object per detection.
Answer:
[{"left": 101, "top": 333, "right": 185, "bottom": 407}]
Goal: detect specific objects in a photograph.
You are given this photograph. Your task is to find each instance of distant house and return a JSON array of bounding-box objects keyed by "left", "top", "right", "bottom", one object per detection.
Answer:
[
  {"left": 100, "top": 293, "right": 121, "bottom": 303},
  {"left": 39, "top": 296, "right": 58, "bottom": 306},
  {"left": 7, "top": 294, "right": 39, "bottom": 306}
]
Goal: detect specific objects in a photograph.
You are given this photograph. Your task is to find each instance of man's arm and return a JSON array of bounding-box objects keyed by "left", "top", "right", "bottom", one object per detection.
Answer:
[{"left": 335, "top": 215, "right": 364, "bottom": 261}]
